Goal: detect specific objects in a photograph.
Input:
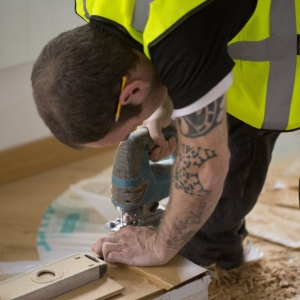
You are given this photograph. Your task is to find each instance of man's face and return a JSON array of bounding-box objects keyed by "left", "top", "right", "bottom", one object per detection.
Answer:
[{"left": 84, "top": 84, "right": 167, "bottom": 148}]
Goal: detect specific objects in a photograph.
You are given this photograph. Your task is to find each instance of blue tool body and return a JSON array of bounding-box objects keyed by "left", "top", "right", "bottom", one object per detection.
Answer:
[{"left": 111, "top": 127, "right": 176, "bottom": 210}]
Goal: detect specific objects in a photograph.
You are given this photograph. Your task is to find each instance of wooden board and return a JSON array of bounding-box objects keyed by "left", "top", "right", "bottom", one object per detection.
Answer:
[
  {"left": 53, "top": 275, "right": 125, "bottom": 300},
  {"left": 107, "top": 264, "right": 164, "bottom": 300},
  {"left": 119, "top": 255, "right": 207, "bottom": 290}
]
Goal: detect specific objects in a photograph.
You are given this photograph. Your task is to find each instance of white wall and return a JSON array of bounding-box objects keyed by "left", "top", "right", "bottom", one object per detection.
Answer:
[{"left": 0, "top": 0, "right": 84, "bottom": 151}]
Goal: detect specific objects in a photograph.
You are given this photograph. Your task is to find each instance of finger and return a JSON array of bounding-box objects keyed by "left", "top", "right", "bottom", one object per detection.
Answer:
[
  {"left": 147, "top": 124, "right": 166, "bottom": 148},
  {"left": 91, "top": 234, "right": 119, "bottom": 256},
  {"left": 106, "top": 250, "right": 134, "bottom": 265},
  {"left": 102, "top": 242, "right": 123, "bottom": 262},
  {"left": 168, "top": 136, "right": 177, "bottom": 153},
  {"left": 138, "top": 122, "right": 167, "bottom": 150},
  {"left": 151, "top": 133, "right": 167, "bottom": 149},
  {"left": 149, "top": 135, "right": 177, "bottom": 161},
  {"left": 158, "top": 144, "right": 171, "bottom": 160},
  {"left": 149, "top": 145, "right": 166, "bottom": 162}
]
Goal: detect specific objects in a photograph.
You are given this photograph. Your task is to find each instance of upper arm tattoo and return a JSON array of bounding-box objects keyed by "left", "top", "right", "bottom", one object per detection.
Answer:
[{"left": 177, "top": 95, "right": 224, "bottom": 138}]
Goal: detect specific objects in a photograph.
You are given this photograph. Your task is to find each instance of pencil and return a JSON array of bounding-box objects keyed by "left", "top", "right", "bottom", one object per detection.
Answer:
[{"left": 115, "top": 76, "right": 127, "bottom": 122}]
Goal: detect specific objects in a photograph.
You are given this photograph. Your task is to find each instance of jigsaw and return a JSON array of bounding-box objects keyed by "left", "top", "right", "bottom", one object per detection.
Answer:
[{"left": 105, "top": 127, "right": 176, "bottom": 231}]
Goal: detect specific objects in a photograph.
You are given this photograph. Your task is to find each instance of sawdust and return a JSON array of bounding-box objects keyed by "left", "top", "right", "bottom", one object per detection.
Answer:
[
  {"left": 207, "top": 151, "right": 300, "bottom": 299},
  {"left": 207, "top": 250, "right": 300, "bottom": 300}
]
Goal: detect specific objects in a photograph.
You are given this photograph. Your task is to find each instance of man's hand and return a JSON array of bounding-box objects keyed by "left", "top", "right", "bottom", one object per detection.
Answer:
[
  {"left": 138, "top": 93, "right": 176, "bottom": 162},
  {"left": 91, "top": 226, "right": 174, "bottom": 266}
]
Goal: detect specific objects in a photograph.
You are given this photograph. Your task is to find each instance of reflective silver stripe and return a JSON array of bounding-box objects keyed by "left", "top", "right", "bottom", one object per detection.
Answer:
[
  {"left": 132, "top": 0, "right": 153, "bottom": 32},
  {"left": 82, "top": 0, "right": 90, "bottom": 20},
  {"left": 228, "top": 0, "right": 297, "bottom": 130},
  {"left": 81, "top": 0, "right": 151, "bottom": 31}
]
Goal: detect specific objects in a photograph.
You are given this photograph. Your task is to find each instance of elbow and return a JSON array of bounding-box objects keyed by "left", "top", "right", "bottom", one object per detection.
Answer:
[
  {"left": 220, "top": 146, "right": 230, "bottom": 182},
  {"left": 200, "top": 147, "right": 230, "bottom": 199}
]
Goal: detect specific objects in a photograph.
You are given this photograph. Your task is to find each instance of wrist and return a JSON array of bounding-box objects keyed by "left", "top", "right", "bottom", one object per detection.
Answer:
[{"left": 153, "top": 226, "right": 179, "bottom": 263}]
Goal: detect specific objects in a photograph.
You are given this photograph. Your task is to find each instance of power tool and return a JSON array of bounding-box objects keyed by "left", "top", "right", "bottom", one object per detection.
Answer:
[{"left": 105, "top": 127, "right": 176, "bottom": 231}]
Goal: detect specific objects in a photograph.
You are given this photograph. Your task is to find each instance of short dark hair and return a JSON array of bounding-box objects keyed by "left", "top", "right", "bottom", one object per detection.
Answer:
[{"left": 31, "top": 23, "right": 141, "bottom": 149}]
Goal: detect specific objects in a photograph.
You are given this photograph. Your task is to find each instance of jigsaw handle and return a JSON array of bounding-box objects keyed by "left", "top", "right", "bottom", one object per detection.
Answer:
[{"left": 111, "top": 126, "right": 176, "bottom": 209}]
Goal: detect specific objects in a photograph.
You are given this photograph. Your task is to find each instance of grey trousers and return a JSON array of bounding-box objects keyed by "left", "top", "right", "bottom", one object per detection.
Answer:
[{"left": 179, "top": 114, "right": 281, "bottom": 269}]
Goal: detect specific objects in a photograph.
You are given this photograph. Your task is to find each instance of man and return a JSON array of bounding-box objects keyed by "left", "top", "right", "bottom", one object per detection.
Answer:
[{"left": 31, "top": 0, "right": 300, "bottom": 269}]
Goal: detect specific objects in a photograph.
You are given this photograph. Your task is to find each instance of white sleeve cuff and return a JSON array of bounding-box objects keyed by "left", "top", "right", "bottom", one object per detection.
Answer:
[{"left": 171, "top": 71, "right": 233, "bottom": 119}]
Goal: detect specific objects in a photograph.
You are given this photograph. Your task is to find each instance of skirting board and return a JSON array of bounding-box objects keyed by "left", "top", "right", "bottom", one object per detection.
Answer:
[{"left": 0, "top": 136, "right": 118, "bottom": 186}]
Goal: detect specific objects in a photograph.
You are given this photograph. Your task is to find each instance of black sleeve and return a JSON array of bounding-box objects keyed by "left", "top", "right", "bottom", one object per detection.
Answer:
[{"left": 149, "top": 0, "right": 257, "bottom": 110}]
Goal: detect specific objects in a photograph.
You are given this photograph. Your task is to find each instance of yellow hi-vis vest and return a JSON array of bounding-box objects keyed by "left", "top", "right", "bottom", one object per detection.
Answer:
[
  {"left": 75, "top": 0, "right": 300, "bottom": 131},
  {"left": 227, "top": 0, "right": 300, "bottom": 131},
  {"left": 75, "top": 0, "right": 210, "bottom": 59}
]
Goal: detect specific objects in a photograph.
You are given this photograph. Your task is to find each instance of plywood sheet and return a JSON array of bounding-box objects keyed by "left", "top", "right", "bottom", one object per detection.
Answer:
[{"left": 107, "top": 264, "right": 163, "bottom": 300}]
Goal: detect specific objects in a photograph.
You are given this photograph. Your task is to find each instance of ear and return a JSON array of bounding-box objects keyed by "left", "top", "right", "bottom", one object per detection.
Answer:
[{"left": 119, "top": 80, "right": 150, "bottom": 106}]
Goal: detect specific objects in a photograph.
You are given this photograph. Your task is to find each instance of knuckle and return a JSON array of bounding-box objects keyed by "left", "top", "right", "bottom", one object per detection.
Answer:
[
  {"left": 102, "top": 242, "right": 109, "bottom": 252},
  {"left": 97, "top": 237, "right": 105, "bottom": 244},
  {"left": 151, "top": 135, "right": 161, "bottom": 144}
]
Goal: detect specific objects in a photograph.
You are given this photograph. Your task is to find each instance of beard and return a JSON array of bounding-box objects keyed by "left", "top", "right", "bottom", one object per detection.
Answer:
[{"left": 142, "top": 71, "right": 167, "bottom": 115}]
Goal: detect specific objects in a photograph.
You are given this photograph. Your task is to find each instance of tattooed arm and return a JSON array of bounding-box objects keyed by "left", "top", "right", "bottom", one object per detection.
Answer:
[
  {"left": 92, "top": 95, "right": 230, "bottom": 266},
  {"left": 156, "top": 95, "right": 230, "bottom": 257}
]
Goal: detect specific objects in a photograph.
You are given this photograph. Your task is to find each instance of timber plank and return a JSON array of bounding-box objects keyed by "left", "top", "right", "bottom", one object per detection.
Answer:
[
  {"left": 53, "top": 275, "right": 125, "bottom": 300},
  {"left": 119, "top": 255, "right": 207, "bottom": 290}
]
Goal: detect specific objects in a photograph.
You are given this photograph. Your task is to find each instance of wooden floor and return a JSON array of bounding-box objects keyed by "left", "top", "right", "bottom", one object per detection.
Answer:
[{"left": 0, "top": 145, "right": 117, "bottom": 265}]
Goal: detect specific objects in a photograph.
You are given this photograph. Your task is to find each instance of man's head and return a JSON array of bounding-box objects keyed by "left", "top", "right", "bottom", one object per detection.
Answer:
[{"left": 31, "top": 23, "right": 166, "bottom": 149}]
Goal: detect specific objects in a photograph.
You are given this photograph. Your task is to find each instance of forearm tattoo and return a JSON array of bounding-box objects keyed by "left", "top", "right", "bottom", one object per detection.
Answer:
[
  {"left": 177, "top": 95, "right": 224, "bottom": 138},
  {"left": 167, "top": 201, "right": 206, "bottom": 249},
  {"left": 169, "top": 145, "right": 214, "bottom": 249},
  {"left": 173, "top": 142, "right": 217, "bottom": 197}
]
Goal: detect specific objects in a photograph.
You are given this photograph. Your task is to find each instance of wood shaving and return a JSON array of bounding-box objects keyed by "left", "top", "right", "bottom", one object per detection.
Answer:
[{"left": 207, "top": 251, "right": 300, "bottom": 300}]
